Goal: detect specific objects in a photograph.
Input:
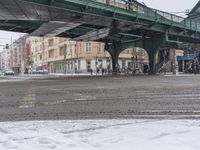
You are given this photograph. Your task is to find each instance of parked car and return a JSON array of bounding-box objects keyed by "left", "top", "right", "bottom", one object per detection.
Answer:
[
  {"left": 34, "top": 69, "right": 49, "bottom": 74},
  {"left": 4, "top": 70, "right": 15, "bottom": 76},
  {"left": 31, "top": 70, "right": 38, "bottom": 74},
  {"left": 30, "top": 69, "right": 48, "bottom": 74},
  {"left": 42, "top": 69, "right": 48, "bottom": 74}
]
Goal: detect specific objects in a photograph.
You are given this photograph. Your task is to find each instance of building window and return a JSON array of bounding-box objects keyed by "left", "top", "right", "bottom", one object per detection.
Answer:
[
  {"left": 85, "top": 42, "right": 92, "bottom": 54},
  {"left": 40, "top": 44, "right": 42, "bottom": 51},
  {"left": 44, "top": 52, "right": 48, "bottom": 60},
  {"left": 59, "top": 46, "right": 65, "bottom": 56},
  {"left": 59, "top": 38, "right": 63, "bottom": 43},
  {"left": 35, "top": 47, "right": 38, "bottom": 52},
  {"left": 39, "top": 54, "right": 42, "bottom": 60},
  {"left": 97, "top": 43, "right": 102, "bottom": 54},
  {"left": 54, "top": 49, "right": 59, "bottom": 58},
  {"left": 74, "top": 43, "right": 78, "bottom": 54},
  {"left": 69, "top": 44, "right": 73, "bottom": 56},
  {"left": 79, "top": 43, "right": 82, "bottom": 54},
  {"left": 49, "top": 49, "right": 54, "bottom": 58},
  {"left": 48, "top": 39, "right": 54, "bottom": 47}
]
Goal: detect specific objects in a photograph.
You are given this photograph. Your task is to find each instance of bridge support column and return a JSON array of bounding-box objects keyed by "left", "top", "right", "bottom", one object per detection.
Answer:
[
  {"left": 111, "top": 51, "right": 119, "bottom": 74},
  {"left": 105, "top": 35, "right": 165, "bottom": 75},
  {"left": 148, "top": 51, "right": 157, "bottom": 75},
  {"left": 143, "top": 35, "right": 165, "bottom": 75},
  {"left": 105, "top": 42, "right": 121, "bottom": 75}
]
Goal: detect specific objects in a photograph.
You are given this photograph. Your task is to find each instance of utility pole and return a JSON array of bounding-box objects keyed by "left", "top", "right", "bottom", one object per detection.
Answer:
[
  {"left": 10, "top": 36, "right": 12, "bottom": 70},
  {"left": 64, "top": 44, "right": 67, "bottom": 74},
  {"left": 194, "top": 50, "right": 197, "bottom": 75},
  {"left": 75, "top": 41, "right": 78, "bottom": 73},
  {"left": 42, "top": 37, "right": 45, "bottom": 70},
  {"left": 173, "top": 48, "right": 178, "bottom": 75}
]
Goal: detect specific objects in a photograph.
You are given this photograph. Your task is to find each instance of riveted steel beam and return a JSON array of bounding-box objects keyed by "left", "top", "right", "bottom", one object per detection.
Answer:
[
  {"left": 30, "top": 21, "right": 81, "bottom": 36},
  {"left": 73, "top": 28, "right": 110, "bottom": 41}
]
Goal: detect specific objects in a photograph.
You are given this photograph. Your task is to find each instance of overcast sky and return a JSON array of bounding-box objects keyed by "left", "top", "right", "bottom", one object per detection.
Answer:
[
  {"left": 139, "top": 0, "right": 198, "bottom": 14},
  {"left": 0, "top": 31, "right": 24, "bottom": 45},
  {"left": 0, "top": 0, "right": 199, "bottom": 51}
]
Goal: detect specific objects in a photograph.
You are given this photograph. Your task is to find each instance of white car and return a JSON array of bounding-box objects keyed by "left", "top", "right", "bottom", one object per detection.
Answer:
[
  {"left": 4, "top": 70, "right": 15, "bottom": 76},
  {"left": 36, "top": 69, "right": 48, "bottom": 74}
]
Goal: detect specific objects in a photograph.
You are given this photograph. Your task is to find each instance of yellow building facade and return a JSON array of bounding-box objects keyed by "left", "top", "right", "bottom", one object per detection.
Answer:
[{"left": 29, "top": 37, "right": 149, "bottom": 74}]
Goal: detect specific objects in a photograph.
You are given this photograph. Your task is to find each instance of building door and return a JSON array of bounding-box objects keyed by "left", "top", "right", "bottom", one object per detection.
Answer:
[
  {"left": 78, "top": 60, "right": 81, "bottom": 71},
  {"left": 86, "top": 60, "right": 91, "bottom": 72},
  {"left": 50, "top": 63, "right": 54, "bottom": 73},
  {"left": 122, "top": 60, "right": 126, "bottom": 69}
]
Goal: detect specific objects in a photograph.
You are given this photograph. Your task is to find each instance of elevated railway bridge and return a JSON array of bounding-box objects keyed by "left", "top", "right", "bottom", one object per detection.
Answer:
[{"left": 1, "top": 0, "right": 200, "bottom": 73}]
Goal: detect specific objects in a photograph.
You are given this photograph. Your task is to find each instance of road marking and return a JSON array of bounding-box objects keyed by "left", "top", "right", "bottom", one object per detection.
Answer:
[
  {"left": 75, "top": 95, "right": 97, "bottom": 101},
  {"left": 44, "top": 100, "right": 67, "bottom": 105},
  {"left": 19, "top": 87, "right": 36, "bottom": 108}
]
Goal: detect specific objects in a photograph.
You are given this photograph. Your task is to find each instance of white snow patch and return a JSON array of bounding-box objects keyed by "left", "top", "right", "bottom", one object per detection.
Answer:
[{"left": 0, "top": 120, "right": 199, "bottom": 150}]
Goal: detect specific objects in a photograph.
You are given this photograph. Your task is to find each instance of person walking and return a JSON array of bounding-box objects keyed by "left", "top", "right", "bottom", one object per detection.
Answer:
[
  {"left": 90, "top": 68, "right": 93, "bottom": 75},
  {"left": 102, "top": 68, "right": 104, "bottom": 75},
  {"left": 97, "top": 67, "right": 100, "bottom": 74},
  {"left": 104, "top": 68, "right": 107, "bottom": 75}
]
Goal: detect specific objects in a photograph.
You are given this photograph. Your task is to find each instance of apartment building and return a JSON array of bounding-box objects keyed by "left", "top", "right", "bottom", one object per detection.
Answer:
[
  {"left": 0, "top": 47, "right": 6, "bottom": 72},
  {"left": 3, "top": 35, "right": 149, "bottom": 74},
  {"left": 1, "top": 45, "right": 11, "bottom": 72},
  {"left": 40, "top": 37, "right": 113, "bottom": 73},
  {"left": 29, "top": 37, "right": 149, "bottom": 74}
]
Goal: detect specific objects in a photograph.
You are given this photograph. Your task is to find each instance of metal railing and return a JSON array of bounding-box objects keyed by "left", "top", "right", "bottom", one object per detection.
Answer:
[
  {"left": 93, "top": 0, "right": 200, "bottom": 32},
  {"left": 155, "top": 57, "right": 170, "bottom": 73}
]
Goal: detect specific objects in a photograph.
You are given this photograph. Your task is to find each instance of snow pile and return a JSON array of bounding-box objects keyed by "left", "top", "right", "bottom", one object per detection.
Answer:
[{"left": 0, "top": 120, "right": 199, "bottom": 150}]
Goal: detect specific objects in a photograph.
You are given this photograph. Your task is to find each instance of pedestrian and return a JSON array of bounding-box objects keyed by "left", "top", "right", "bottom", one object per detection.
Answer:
[
  {"left": 75, "top": 67, "right": 77, "bottom": 74},
  {"left": 107, "top": 64, "right": 111, "bottom": 75},
  {"left": 97, "top": 67, "right": 99, "bottom": 74},
  {"left": 90, "top": 68, "right": 93, "bottom": 75},
  {"left": 102, "top": 68, "right": 104, "bottom": 75},
  {"left": 104, "top": 68, "right": 107, "bottom": 75}
]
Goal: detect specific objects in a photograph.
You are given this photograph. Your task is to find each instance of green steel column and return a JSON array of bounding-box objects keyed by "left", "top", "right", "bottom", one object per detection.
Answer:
[
  {"left": 105, "top": 42, "right": 121, "bottom": 74},
  {"left": 143, "top": 35, "right": 165, "bottom": 75},
  {"left": 112, "top": 51, "right": 119, "bottom": 74},
  {"left": 64, "top": 44, "right": 67, "bottom": 74},
  {"left": 111, "top": 42, "right": 120, "bottom": 74},
  {"left": 148, "top": 51, "right": 157, "bottom": 74}
]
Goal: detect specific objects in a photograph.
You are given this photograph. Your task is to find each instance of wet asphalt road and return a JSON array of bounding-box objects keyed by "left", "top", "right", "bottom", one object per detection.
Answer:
[{"left": 1, "top": 75, "right": 200, "bottom": 121}]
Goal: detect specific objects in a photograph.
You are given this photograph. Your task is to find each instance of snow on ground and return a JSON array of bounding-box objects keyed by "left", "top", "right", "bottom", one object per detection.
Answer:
[{"left": 0, "top": 120, "right": 199, "bottom": 150}]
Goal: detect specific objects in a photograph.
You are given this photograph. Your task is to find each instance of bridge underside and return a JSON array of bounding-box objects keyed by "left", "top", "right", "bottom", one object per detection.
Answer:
[{"left": 1, "top": 0, "right": 200, "bottom": 74}]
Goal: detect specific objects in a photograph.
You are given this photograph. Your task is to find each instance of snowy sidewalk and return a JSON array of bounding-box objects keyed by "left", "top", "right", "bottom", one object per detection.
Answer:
[
  {"left": 48, "top": 73, "right": 94, "bottom": 76},
  {"left": 0, "top": 120, "right": 199, "bottom": 150}
]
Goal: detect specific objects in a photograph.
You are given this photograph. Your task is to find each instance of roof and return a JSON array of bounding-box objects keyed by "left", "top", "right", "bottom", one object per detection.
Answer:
[
  {"left": 189, "top": 0, "right": 200, "bottom": 15},
  {"left": 188, "top": 0, "right": 200, "bottom": 20}
]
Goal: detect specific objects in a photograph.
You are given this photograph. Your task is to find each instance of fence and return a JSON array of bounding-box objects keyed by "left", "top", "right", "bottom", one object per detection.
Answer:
[{"left": 93, "top": 0, "right": 200, "bottom": 32}]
